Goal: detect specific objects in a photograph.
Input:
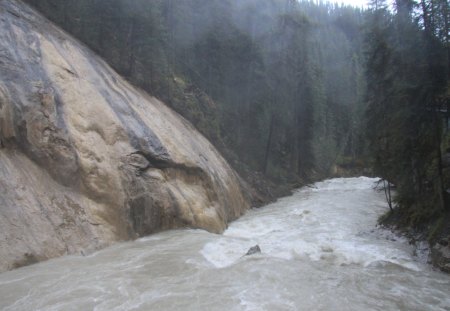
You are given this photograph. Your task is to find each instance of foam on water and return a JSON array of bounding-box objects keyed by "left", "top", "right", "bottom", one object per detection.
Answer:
[
  {"left": 1, "top": 177, "right": 450, "bottom": 311},
  {"left": 201, "top": 177, "right": 420, "bottom": 271}
]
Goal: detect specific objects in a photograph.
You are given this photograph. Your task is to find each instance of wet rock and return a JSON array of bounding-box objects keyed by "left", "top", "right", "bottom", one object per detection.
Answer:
[
  {"left": 438, "top": 238, "right": 449, "bottom": 247},
  {"left": 431, "top": 243, "right": 450, "bottom": 273},
  {"left": 12, "top": 253, "right": 39, "bottom": 269},
  {"left": 0, "top": 0, "right": 249, "bottom": 272},
  {"left": 245, "top": 245, "right": 261, "bottom": 256}
]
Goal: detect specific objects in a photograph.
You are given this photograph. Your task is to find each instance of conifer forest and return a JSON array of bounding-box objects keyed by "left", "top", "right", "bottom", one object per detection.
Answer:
[{"left": 24, "top": 0, "right": 449, "bottom": 242}]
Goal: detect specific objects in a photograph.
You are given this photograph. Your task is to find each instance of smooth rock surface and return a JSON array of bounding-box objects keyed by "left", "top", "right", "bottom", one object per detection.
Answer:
[{"left": 0, "top": 0, "right": 249, "bottom": 272}]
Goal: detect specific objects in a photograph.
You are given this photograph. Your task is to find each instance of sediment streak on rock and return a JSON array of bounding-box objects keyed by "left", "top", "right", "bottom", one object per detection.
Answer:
[{"left": 0, "top": 0, "right": 249, "bottom": 272}]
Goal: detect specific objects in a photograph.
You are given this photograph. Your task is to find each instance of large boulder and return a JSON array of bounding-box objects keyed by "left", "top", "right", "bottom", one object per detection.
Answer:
[{"left": 0, "top": 0, "right": 249, "bottom": 272}]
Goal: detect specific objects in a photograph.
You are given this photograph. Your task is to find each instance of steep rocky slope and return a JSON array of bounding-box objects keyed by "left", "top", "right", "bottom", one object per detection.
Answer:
[{"left": 0, "top": 0, "right": 249, "bottom": 272}]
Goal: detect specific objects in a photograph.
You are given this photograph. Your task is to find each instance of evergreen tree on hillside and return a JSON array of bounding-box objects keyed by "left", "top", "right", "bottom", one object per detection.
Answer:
[
  {"left": 365, "top": 0, "right": 449, "bottom": 234},
  {"left": 24, "top": 0, "right": 368, "bottom": 185}
]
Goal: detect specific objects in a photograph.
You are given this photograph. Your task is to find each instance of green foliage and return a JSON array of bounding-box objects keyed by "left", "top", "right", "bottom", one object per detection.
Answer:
[
  {"left": 25, "top": 0, "right": 367, "bottom": 184},
  {"left": 428, "top": 216, "right": 445, "bottom": 242},
  {"left": 365, "top": 0, "right": 449, "bottom": 234}
]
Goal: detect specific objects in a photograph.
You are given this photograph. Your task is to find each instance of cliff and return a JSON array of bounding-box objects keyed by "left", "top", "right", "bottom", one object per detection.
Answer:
[{"left": 0, "top": 0, "right": 249, "bottom": 272}]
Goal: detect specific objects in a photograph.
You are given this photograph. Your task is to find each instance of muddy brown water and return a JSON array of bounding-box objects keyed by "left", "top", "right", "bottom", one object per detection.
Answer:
[{"left": 1, "top": 177, "right": 449, "bottom": 311}]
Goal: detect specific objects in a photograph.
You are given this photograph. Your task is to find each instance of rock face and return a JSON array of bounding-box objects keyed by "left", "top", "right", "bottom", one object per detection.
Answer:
[
  {"left": 0, "top": 0, "right": 249, "bottom": 272},
  {"left": 431, "top": 239, "right": 450, "bottom": 273}
]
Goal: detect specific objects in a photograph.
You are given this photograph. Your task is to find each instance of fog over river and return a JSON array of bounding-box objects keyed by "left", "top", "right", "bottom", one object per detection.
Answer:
[{"left": 1, "top": 177, "right": 449, "bottom": 311}]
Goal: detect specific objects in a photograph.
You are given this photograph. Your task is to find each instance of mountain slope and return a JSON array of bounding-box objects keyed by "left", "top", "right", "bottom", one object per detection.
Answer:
[{"left": 0, "top": 0, "right": 249, "bottom": 272}]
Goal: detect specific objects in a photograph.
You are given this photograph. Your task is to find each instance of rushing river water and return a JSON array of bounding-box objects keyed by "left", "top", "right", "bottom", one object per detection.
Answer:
[{"left": 1, "top": 177, "right": 450, "bottom": 311}]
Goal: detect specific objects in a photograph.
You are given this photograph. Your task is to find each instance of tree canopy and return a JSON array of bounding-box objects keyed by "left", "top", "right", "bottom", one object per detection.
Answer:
[{"left": 24, "top": 0, "right": 450, "bottom": 240}]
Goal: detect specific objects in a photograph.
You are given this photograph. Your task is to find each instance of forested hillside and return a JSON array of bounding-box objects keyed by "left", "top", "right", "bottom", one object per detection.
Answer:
[
  {"left": 23, "top": 0, "right": 449, "bottom": 247},
  {"left": 365, "top": 0, "right": 450, "bottom": 247},
  {"left": 23, "top": 0, "right": 367, "bottom": 191}
]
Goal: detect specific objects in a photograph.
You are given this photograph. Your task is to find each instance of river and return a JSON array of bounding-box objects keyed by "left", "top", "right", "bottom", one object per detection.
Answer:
[{"left": 0, "top": 177, "right": 449, "bottom": 311}]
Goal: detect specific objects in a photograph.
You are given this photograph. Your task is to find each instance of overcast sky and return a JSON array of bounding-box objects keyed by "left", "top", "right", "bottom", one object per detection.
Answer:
[
  {"left": 330, "top": 0, "right": 369, "bottom": 8},
  {"left": 334, "top": 0, "right": 399, "bottom": 10}
]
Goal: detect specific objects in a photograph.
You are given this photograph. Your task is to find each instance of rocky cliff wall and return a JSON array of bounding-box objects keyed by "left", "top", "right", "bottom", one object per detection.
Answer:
[{"left": 0, "top": 0, "right": 249, "bottom": 272}]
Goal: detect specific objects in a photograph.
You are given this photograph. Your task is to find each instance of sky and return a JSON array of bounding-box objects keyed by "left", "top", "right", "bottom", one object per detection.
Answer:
[
  {"left": 330, "top": 0, "right": 368, "bottom": 8},
  {"left": 331, "top": 0, "right": 398, "bottom": 9}
]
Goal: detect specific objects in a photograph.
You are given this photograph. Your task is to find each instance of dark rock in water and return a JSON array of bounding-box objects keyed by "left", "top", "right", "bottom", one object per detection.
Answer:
[
  {"left": 245, "top": 245, "right": 261, "bottom": 256},
  {"left": 431, "top": 242, "right": 450, "bottom": 273}
]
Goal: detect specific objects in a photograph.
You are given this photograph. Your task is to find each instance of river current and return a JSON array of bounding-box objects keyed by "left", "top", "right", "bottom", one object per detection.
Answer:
[{"left": 0, "top": 177, "right": 449, "bottom": 311}]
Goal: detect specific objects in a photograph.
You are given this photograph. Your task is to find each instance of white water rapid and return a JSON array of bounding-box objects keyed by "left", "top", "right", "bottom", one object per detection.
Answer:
[{"left": 1, "top": 177, "right": 449, "bottom": 311}]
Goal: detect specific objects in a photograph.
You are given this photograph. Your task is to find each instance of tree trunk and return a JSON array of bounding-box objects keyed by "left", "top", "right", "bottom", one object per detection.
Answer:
[
  {"left": 433, "top": 110, "right": 447, "bottom": 210},
  {"left": 263, "top": 112, "right": 275, "bottom": 174}
]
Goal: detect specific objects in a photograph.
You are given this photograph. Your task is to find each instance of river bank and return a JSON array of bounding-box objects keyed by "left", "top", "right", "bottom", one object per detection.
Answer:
[
  {"left": 379, "top": 207, "right": 450, "bottom": 274},
  {"left": 1, "top": 177, "right": 449, "bottom": 311}
]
